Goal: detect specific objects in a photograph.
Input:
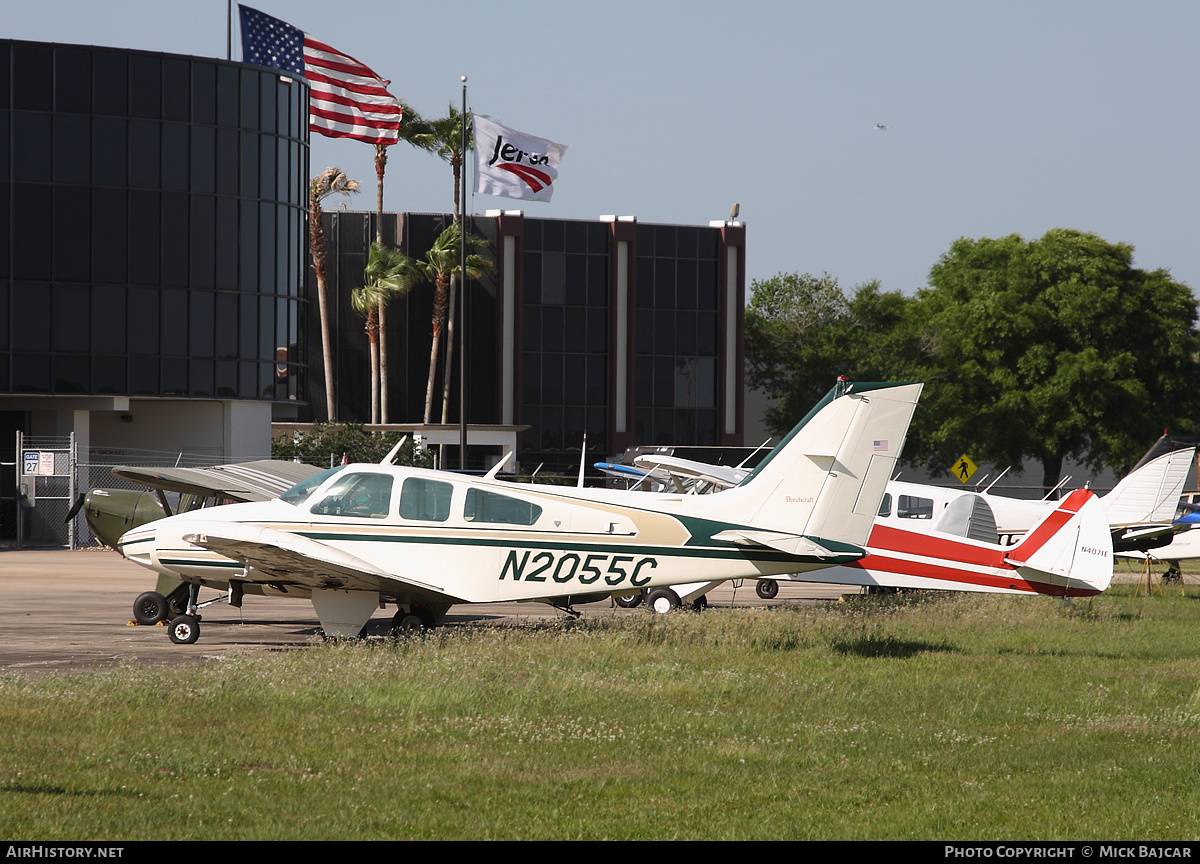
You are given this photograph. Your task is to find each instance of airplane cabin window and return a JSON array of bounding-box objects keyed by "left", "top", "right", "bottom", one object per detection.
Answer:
[
  {"left": 463, "top": 488, "right": 542, "bottom": 526},
  {"left": 877, "top": 493, "right": 892, "bottom": 518},
  {"left": 399, "top": 478, "right": 453, "bottom": 522},
  {"left": 897, "top": 495, "right": 933, "bottom": 519},
  {"left": 281, "top": 465, "right": 347, "bottom": 505},
  {"left": 310, "top": 473, "right": 393, "bottom": 519}
]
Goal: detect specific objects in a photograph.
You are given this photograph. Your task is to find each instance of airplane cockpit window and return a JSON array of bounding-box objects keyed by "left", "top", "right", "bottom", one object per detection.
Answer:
[
  {"left": 463, "top": 488, "right": 542, "bottom": 525},
  {"left": 897, "top": 494, "right": 933, "bottom": 519},
  {"left": 399, "top": 478, "right": 453, "bottom": 522},
  {"left": 310, "top": 473, "right": 393, "bottom": 519},
  {"left": 281, "top": 465, "right": 348, "bottom": 506},
  {"left": 877, "top": 493, "right": 892, "bottom": 518}
]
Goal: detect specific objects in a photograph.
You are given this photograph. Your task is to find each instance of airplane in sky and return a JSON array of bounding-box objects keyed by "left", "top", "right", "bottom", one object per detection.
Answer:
[{"left": 115, "top": 380, "right": 923, "bottom": 644}]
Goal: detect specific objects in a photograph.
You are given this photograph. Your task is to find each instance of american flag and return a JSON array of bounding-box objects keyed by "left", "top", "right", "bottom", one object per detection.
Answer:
[{"left": 238, "top": 5, "right": 402, "bottom": 145}]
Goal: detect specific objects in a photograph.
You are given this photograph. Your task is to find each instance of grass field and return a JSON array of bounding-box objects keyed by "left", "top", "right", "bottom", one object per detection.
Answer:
[{"left": 2, "top": 583, "right": 1200, "bottom": 840}]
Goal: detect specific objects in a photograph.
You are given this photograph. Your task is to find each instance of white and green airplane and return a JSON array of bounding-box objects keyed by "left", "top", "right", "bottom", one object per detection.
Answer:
[{"left": 117, "top": 380, "right": 922, "bottom": 644}]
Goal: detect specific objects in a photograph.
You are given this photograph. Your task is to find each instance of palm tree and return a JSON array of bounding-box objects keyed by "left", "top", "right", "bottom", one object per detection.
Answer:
[
  {"left": 310, "top": 167, "right": 360, "bottom": 421},
  {"left": 362, "top": 242, "right": 418, "bottom": 422},
  {"left": 350, "top": 279, "right": 387, "bottom": 424},
  {"left": 412, "top": 223, "right": 493, "bottom": 424},
  {"left": 412, "top": 106, "right": 477, "bottom": 423}
]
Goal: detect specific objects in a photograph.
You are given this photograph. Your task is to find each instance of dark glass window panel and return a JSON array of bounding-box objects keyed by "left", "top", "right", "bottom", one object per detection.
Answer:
[
  {"left": 0, "top": 114, "right": 9, "bottom": 182},
  {"left": 92, "top": 285, "right": 126, "bottom": 355},
  {"left": 565, "top": 220, "right": 588, "bottom": 252},
  {"left": 0, "top": 354, "right": 7, "bottom": 392},
  {"left": 128, "top": 356, "right": 158, "bottom": 394},
  {"left": 129, "top": 55, "right": 161, "bottom": 119},
  {"left": 541, "top": 355, "right": 563, "bottom": 405},
  {"left": 54, "top": 355, "right": 89, "bottom": 392},
  {"left": 563, "top": 353, "right": 586, "bottom": 403},
  {"left": 541, "top": 252, "right": 564, "bottom": 305},
  {"left": 215, "top": 292, "right": 238, "bottom": 357},
  {"left": 634, "top": 407, "right": 651, "bottom": 441},
  {"left": 216, "top": 128, "right": 238, "bottom": 195},
  {"left": 189, "top": 358, "right": 214, "bottom": 397},
  {"left": 189, "top": 290, "right": 214, "bottom": 357},
  {"left": 93, "top": 188, "right": 128, "bottom": 284},
  {"left": 676, "top": 259, "right": 697, "bottom": 309},
  {"left": 92, "top": 116, "right": 127, "bottom": 186},
  {"left": 191, "top": 61, "right": 216, "bottom": 126},
  {"left": 587, "top": 409, "right": 607, "bottom": 454},
  {"left": 93, "top": 52, "right": 128, "bottom": 117},
  {"left": 565, "top": 307, "right": 586, "bottom": 348},
  {"left": 586, "top": 256, "right": 607, "bottom": 307},
  {"left": 521, "top": 252, "right": 541, "bottom": 304},
  {"left": 276, "top": 202, "right": 289, "bottom": 292},
  {"left": 654, "top": 408, "right": 674, "bottom": 445},
  {"left": 239, "top": 131, "right": 259, "bottom": 198},
  {"left": 239, "top": 199, "right": 258, "bottom": 291},
  {"left": 259, "top": 361, "right": 275, "bottom": 400},
  {"left": 542, "top": 220, "right": 564, "bottom": 253},
  {"left": 216, "top": 359, "right": 237, "bottom": 398},
  {"left": 217, "top": 65, "right": 238, "bottom": 128},
  {"left": 215, "top": 197, "right": 237, "bottom": 289},
  {"left": 277, "top": 80, "right": 291, "bottom": 138},
  {"left": 161, "top": 358, "right": 187, "bottom": 395},
  {"left": 635, "top": 309, "right": 654, "bottom": 358},
  {"left": 190, "top": 126, "right": 215, "bottom": 193},
  {"left": 127, "top": 286, "right": 159, "bottom": 355},
  {"left": 634, "top": 355, "right": 652, "bottom": 405},
  {"left": 12, "top": 284, "right": 50, "bottom": 351},
  {"left": 13, "top": 112, "right": 52, "bottom": 183},
  {"left": 541, "top": 305, "right": 563, "bottom": 353},
  {"left": 586, "top": 309, "right": 606, "bottom": 354},
  {"left": 129, "top": 190, "right": 161, "bottom": 285},
  {"left": 539, "top": 407, "right": 562, "bottom": 451},
  {"left": 55, "top": 49, "right": 92, "bottom": 114},
  {"left": 653, "top": 310, "right": 676, "bottom": 355},
  {"left": 653, "top": 356, "right": 674, "bottom": 406},
  {"left": 162, "top": 58, "right": 189, "bottom": 122},
  {"left": 695, "top": 409, "right": 717, "bottom": 445},
  {"left": 696, "top": 357, "right": 716, "bottom": 409},
  {"left": 239, "top": 360, "right": 257, "bottom": 398},
  {"left": 258, "top": 72, "right": 277, "bottom": 134},
  {"left": 189, "top": 194, "right": 215, "bottom": 289},
  {"left": 160, "top": 192, "right": 188, "bottom": 287},
  {"left": 523, "top": 220, "right": 541, "bottom": 251},
  {"left": 564, "top": 254, "right": 587, "bottom": 305},
  {"left": 697, "top": 310, "right": 717, "bottom": 355},
  {"left": 677, "top": 227, "right": 698, "bottom": 259},
  {"left": 564, "top": 406, "right": 585, "bottom": 449},
  {"left": 128, "top": 120, "right": 160, "bottom": 189},
  {"left": 676, "top": 310, "right": 697, "bottom": 355},
  {"left": 0, "top": 283, "right": 7, "bottom": 350},
  {"left": 94, "top": 355, "right": 125, "bottom": 393},
  {"left": 699, "top": 229, "right": 720, "bottom": 259},
  {"left": 698, "top": 263, "right": 717, "bottom": 309},
  {"left": 635, "top": 223, "right": 654, "bottom": 254},
  {"left": 0, "top": 184, "right": 7, "bottom": 277},
  {"left": 654, "top": 259, "right": 675, "bottom": 309},
  {"left": 259, "top": 295, "right": 274, "bottom": 363},
  {"left": 13, "top": 353, "right": 51, "bottom": 392},
  {"left": 521, "top": 352, "right": 539, "bottom": 406},
  {"left": 12, "top": 185, "right": 52, "bottom": 281},
  {"left": 53, "top": 185, "right": 91, "bottom": 283},
  {"left": 161, "top": 123, "right": 188, "bottom": 190},
  {"left": 276, "top": 137, "right": 288, "bottom": 205},
  {"left": 521, "top": 305, "right": 540, "bottom": 351},
  {"left": 258, "top": 202, "right": 275, "bottom": 290},
  {"left": 13, "top": 44, "right": 52, "bottom": 111},
  {"left": 586, "top": 355, "right": 606, "bottom": 406},
  {"left": 587, "top": 222, "right": 608, "bottom": 254},
  {"left": 635, "top": 257, "right": 654, "bottom": 308},
  {"left": 160, "top": 289, "right": 188, "bottom": 356},
  {"left": 0, "top": 44, "right": 10, "bottom": 110},
  {"left": 275, "top": 295, "right": 288, "bottom": 353},
  {"left": 655, "top": 225, "right": 676, "bottom": 257},
  {"left": 240, "top": 68, "right": 259, "bottom": 130},
  {"left": 258, "top": 131, "right": 275, "bottom": 199}
]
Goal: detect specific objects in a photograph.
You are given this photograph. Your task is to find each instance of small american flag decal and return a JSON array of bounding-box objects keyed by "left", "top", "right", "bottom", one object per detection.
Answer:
[{"left": 873, "top": 440, "right": 888, "bottom": 451}]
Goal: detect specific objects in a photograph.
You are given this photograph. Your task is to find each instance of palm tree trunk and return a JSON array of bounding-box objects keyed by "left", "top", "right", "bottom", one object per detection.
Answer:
[
  {"left": 310, "top": 201, "right": 336, "bottom": 421},
  {"left": 424, "top": 275, "right": 449, "bottom": 424}
]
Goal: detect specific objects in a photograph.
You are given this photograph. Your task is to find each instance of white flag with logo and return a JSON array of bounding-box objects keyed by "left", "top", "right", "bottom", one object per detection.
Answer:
[{"left": 474, "top": 116, "right": 569, "bottom": 203}]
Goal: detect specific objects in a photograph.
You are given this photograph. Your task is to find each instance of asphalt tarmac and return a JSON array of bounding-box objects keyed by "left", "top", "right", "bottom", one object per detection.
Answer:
[{"left": 0, "top": 548, "right": 858, "bottom": 677}]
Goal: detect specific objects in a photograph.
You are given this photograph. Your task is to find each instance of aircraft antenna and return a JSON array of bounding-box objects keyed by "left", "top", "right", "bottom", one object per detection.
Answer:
[
  {"left": 1041, "top": 475, "right": 1072, "bottom": 501},
  {"left": 577, "top": 432, "right": 588, "bottom": 488},
  {"left": 982, "top": 467, "right": 1011, "bottom": 493},
  {"left": 736, "top": 437, "right": 774, "bottom": 470},
  {"left": 379, "top": 436, "right": 409, "bottom": 466}
]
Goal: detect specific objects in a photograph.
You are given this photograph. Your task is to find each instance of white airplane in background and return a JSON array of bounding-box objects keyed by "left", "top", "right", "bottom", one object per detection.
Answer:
[{"left": 116, "top": 380, "right": 921, "bottom": 644}]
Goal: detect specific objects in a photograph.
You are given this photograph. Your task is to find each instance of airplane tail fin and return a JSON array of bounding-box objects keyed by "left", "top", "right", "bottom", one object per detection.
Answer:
[
  {"left": 1005, "top": 488, "right": 1113, "bottom": 595},
  {"left": 1100, "top": 434, "right": 1196, "bottom": 525},
  {"left": 720, "top": 381, "right": 922, "bottom": 548}
]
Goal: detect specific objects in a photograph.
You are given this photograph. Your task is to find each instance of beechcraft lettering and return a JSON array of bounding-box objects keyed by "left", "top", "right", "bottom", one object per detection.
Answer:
[{"left": 488, "top": 135, "right": 551, "bottom": 167}]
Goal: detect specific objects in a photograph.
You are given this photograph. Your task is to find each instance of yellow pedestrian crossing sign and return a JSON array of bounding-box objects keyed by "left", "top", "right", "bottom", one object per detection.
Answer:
[{"left": 954, "top": 454, "right": 978, "bottom": 484}]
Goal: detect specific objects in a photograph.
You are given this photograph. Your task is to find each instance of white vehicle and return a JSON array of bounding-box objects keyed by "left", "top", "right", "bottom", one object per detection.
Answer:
[{"left": 117, "top": 380, "right": 921, "bottom": 643}]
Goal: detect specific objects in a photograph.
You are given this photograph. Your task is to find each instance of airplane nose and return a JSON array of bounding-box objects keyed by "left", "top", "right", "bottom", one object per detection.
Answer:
[{"left": 117, "top": 524, "right": 157, "bottom": 568}]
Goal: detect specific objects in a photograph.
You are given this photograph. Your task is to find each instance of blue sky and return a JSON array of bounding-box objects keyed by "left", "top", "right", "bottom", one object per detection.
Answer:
[{"left": 8, "top": 1, "right": 1200, "bottom": 299}]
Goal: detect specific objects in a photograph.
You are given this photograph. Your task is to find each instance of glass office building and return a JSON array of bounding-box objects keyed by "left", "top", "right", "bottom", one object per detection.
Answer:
[{"left": 0, "top": 39, "right": 308, "bottom": 485}]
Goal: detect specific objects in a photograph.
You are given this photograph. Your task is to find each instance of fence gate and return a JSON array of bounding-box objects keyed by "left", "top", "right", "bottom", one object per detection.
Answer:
[{"left": 15, "top": 432, "right": 77, "bottom": 548}]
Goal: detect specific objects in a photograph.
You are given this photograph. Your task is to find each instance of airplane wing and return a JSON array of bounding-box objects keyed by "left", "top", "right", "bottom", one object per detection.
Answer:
[
  {"left": 632, "top": 455, "right": 747, "bottom": 489},
  {"left": 175, "top": 521, "right": 465, "bottom": 606},
  {"left": 111, "top": 460, "right": 323, "bottom": 503}
]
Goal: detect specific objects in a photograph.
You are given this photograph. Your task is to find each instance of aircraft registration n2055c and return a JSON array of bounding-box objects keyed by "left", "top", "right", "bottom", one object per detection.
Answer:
[{"left": 116, "top": 380, "right": 921, "bottom": 644}]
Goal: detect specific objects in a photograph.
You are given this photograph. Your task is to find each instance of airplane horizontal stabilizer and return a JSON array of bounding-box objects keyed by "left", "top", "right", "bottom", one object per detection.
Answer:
[{"left": 710, "top": 529, "right": 866, "bottom": 562}]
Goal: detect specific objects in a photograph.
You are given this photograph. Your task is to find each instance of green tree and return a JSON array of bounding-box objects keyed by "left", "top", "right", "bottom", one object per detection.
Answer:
[
  {"left": 361, "top": 243, "right": 418, "bottom": 422},
  {"left": 272, "top": 422, "right": 433, "bottom": 468},
  {"left": 914, "top": 229, "right": 1200, "bottom": 490},
  {"left": 746, "top": 272, "right": 919, "bottom": 435},
  {"left": 309, "top": 167, "right": 359, "bottom": 421},
  {"left": 350, "top": 280, "right": 387, "bottom": 424}
]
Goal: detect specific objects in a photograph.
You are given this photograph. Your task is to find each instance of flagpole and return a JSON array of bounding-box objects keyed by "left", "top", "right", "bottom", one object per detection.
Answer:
[{"left": 458, "top": 76, "right": 468, "bottom": 470}]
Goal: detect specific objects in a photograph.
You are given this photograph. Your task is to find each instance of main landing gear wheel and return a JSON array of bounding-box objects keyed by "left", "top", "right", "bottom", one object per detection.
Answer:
[
  {"left": 690, "top": 595, "right": 708, "bottom": 612},
  {"left": 614, "top": 592, "right": 643, "bottom": 609},
  {"left": 167, "top": 615, "right": 200, "bottom": 645},
  {"left": 133, "top": 591, "right": 168, "bottom": 625},
  {"left": 755, "top": 579, "right": 780, "bottom": 600},
  {"left": 647, "top": 588, "right": 681, "bottom": 615},
  {"left": 391, "top": 611, "right": 425, "bottom": 635}
]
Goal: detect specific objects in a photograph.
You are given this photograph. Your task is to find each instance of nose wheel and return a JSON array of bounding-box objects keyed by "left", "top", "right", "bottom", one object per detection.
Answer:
[{"left": 167, "top": 615, "right": 201, "bottom": 644}]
